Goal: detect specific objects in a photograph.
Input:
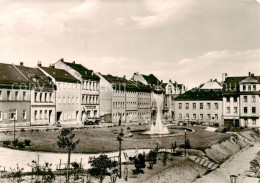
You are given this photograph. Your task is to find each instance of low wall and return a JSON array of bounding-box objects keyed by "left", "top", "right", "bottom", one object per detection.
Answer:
[{"left": 205, "top": 135, "right": 249, "bottom": 164}]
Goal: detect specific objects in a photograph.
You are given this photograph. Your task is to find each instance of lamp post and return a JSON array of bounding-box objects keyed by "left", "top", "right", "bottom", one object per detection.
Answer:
[
  {"left": 184, "top": 129, "right": 187, "bottom": 157},
  {"left": 13, "top": 114, "right": 16, "bottom": 141},
  {"left": 229, "top": 175, "right": 237, "bottom": 183}
]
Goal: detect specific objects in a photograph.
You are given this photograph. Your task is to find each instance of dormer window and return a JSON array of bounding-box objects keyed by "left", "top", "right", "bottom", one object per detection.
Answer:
[
  {"left": 243, "top": 85, "right": 246, "bottom": 91},
  {"left": 253, "top": 85, "right": 256, "bottom": 91},
  {"left": 248, "top": 85, "right": 251, "bottom": 91}
]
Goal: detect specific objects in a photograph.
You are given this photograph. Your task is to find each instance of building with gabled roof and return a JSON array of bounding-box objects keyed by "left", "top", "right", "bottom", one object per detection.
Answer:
[
  {"left": 38, "top": 63, "right": 81, "bottom": 125},
  {"left": 54, "top": 59, "right": 100, "bottom": 122},
  {"left": 0, "top": 63, "right": 31, "bottom": 127},
  {"left": 223, "top": 72, "right": 260, "bottom": 128},
  {"left": 174, "top": 79, "right": 223, "bottom": 125},
  {"left": 14, "top": 63, "right": 56, "bottom": 126}
]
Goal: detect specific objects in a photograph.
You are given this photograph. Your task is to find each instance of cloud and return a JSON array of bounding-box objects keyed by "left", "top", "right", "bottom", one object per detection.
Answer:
[
  {"left": 173, "top": 49, "right": 260, "bottom": 88},
  {"left": 131, "top": 0, "right": 194, "bottom": 27}
]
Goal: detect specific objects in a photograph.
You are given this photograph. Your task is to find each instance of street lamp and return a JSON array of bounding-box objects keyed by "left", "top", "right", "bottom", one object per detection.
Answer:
[
  {"left": 184, "top": 129, "right": 187, "bottom": 157},
  {"left": 13, "top": 114, "right": 16, "bottom": 141}
]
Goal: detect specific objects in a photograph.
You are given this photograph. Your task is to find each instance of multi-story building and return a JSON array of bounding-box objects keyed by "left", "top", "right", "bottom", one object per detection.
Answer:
[
  {"left": 54, "top": 59, "right": 100, "bottom": 121},
  {"left": 14, "top": 63, "right": 56, "bottom": 126},
  {"left": 38, "top": 64, "right": 81, "bottom": 125},
  {"left": 174, "top": 80, "right": 223, "bottom": 125},
  {"left": 135, "top": 82, "right": 152, "bottom": 122},
  {"left": 0, "top": 63, "right": 31, "bottom": 127},
  {"left": 162, "top": 80, "right": 186, "bottom": 120},
  {"left": 223, "top": 72, "right": 260, "bottom": 127}
]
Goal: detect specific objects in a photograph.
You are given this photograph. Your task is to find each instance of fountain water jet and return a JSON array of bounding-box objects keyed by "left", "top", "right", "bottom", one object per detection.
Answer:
[{"left": 144, "top": 93, "right": 170, "bottom": 134}]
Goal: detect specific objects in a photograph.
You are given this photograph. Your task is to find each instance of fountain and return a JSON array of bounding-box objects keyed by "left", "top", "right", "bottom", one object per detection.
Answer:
[{"left": 145, "top": 93, "right": 170, "bottom": 134}]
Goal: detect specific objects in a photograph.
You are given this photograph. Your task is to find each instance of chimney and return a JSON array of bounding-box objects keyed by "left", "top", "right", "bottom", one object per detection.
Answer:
[
  {"left": 49, "top": 64, "right": 55, "bottom": 68},
  {"left": 251, "top": 73, "right": 254, "bottom": 77},
  {"left": 20, "top": 62, "right": 23, "bottom": 66},
  {"left": 210, "top": 79, "right": 212, "bottom": 81},
  {"left": 249, "top": 72, "right": 251, "bottom": 77},
  {"left": 222, "top": 73, "right": 227, "bottom": 82},
  {"left": 123, "top": 75, "right": 126, "bottom": 79},
  {"left": 73, "top": 61, "right": 76, "bottom": 64},
  {"left": 37, "top": 61, "right": 42, "bottom": 67},
  {"left": 169, "top": 79, "right": 172, "bottom": 83}
]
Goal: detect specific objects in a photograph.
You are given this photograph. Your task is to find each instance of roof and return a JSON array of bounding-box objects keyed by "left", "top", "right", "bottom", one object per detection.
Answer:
[
  {"left": 142, "top": 74, "right": 161, "bottom": 86},
  {"left": 15, "top": 65, "right": 54, "bottom": 91},
  {"left": 40, "top": 66, "right": 80, "bottom": 83},
  {"left": 200, "top": 80, "right": 222, "bottom": 90},
  {"left": 62, "top": 61, "right": 99, "bottom": 80},
  {"left": 175, "top": 89, "right": 222, "bottom": 101},
  {"left": 102, "top": 74, "right": 151, "bottom": 92},
  {"left": 0, "top": 63, "right": 30, "bottom": 85},
  {"left": 240, "top": 76, "right": 259, "bottom": 84},
  {"left": 223, "top": 75, "right": 260, "bottom": 91}
]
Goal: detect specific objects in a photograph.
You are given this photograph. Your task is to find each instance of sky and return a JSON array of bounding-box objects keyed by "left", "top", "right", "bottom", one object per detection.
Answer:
[{"left": 0, "top": 0, "right": 259, "bottom": 89}]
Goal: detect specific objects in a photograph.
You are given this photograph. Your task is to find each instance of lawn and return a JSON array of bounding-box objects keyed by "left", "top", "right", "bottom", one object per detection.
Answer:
[{"left": 0, "top": 125, "right": 232, "bottom": 153}]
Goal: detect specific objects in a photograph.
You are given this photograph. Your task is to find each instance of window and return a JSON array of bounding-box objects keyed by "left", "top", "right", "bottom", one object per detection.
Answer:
[
  {"left": 23, "top": 110, "right": 26, "bottom": 120},
  {"left": 178, "top": 103, "right": 182, "bottom": 109},
  {"left": 245, "top": 119, "right": 248, "bottom": 125},
  {"left": 234, "top": 107, "right": 238, "bottom": 114},
  {"left": 252, "top": 95, "right": 256, "bottom": 102},
  {"left": 35, "top": 92, "right": 37, "bottom": 102},
  {"left": 185, "top": 114, "right": 189, "bottom": 119},
  {"left": 63, "top": 97, "right": 66, "bottom": 104},
  {"left": 244, "top": 107, "right": 248, "bottom": 114},
  {"left": 234, "top": 97, "right": 237, "bottom": 102},
  {"left": 253, "top": 85, "right": 256, "bottom": 91},
  {"left": 45, "top": 93, "right": 47, "bottom": 102},
  {"left": 200, "top": 114, "right": 203, "bottom": 119},
  {"left": 207, "top": 114, "right": 211, "bottom": 120},
  {"left": 214, "top": 103, "right": 219, "bottom": 109},
  {"left": 200, "top": 103, "right": 203, "bottom": 109},
  {"left": 253, "top": 119, "right": 256, "bottom": 125},
  {"left": 9, "top": 109, "right": 17, "bottom": 120},
  {"left": 0, "top": 90, "right": 2, "bottom": 100},
  {"left": 40, "top": 93, "right": 42, "bottom": 102},
  {"left": 94, "top": 110, "right": 97, "bottom": 117},
  {"left": 207, "top": 103, "right": 211, "bottom": 109},
  {"left": 34, "top": 110, "right": 37, "bottom": 120},
  {"left": 7, "top": 91, "right": 11, "bottom": 100},
  {"left": 226, "top": 97, "right": 230, "bottom": 102},
  {"left": 0, "top": 111, "right": 2, "bottom": 121},
  {"left": 193, "top": 114, "right": 196, "bottom": 119},
  {"left": 23, "top": 92, "right": 26, "bottom": 101},
  {"left": 49, "top": 93, "right": 52, "bottom": 102},
  {"left": 15, "top": 91, "right": 19, "bottom": 100},
  {"left": 248, "top": 85, "right": 251, "bottom": 91},
  {"left": 215, "top": 114, "right": 218, "bottom": 120},
  {"left": 185, "top": 103, "right": 189, "bottom": 109},
  {"left": 252, "top": 107, "right": 256, "bottom": 114},
  {"left": 243, "top": 85, "right": 246, "bottom": 91},
  {"left": 45, "top": 110, "right": 48, "bottom": 119},
  {"left": 179, "top": 114, "right": 182, "bottom": 120},
  {"left": 244, "top": 96, "right": 247, "bottom": 103},
  {"left": 227, "top": 107, "right": 230, "bottom": 114},
  {"left": 193, "top": 103, "right": 196, "bottom": 109},
  {"left": 40, "top": 110, "right": 43, "bottom": 119}
]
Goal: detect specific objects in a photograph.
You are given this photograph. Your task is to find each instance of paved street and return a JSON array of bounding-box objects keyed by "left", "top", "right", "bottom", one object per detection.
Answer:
[{"left": 195, "top": 143, "right": 260, "bottom": 183}]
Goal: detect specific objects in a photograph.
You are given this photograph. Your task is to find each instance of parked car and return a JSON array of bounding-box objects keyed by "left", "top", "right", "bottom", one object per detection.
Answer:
[{"left": 84, "top": 118, "right": 100, "bottom": 125}]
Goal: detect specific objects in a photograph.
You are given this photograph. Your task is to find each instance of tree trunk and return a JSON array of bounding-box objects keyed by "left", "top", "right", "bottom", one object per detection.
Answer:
[
  {"left": 67, "top": 151, "right": 71, "bottom": 183},
  {"left": 119, "top": 141, "right": 121, "bottom": 178}
]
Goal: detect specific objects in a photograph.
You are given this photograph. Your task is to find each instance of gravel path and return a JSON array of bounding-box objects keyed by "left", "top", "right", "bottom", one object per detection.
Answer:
[{"left": 194, "top": 142, "right": 260, "bottom": 183}]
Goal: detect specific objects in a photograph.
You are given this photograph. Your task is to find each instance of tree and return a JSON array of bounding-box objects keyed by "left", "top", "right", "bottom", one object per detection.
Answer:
[
  {"left": 88, "top": 155, "right": 117, "bottom": 183},
  {"left": 57, "top": 128, "right": 80, "bottom": 183},
  {"left": 129, "top": 153, "right": 146, "bottom": 174},
  {"left": 147, "top": 150, "right": 157, "bottom": 169},
  {"left": 117, "top": 128, "right": 124, "bottom": 178}
]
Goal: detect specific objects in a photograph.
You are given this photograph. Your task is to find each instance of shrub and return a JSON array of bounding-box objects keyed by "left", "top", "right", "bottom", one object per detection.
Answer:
[
  {"left": 24, "top": 139, "right": 31, "bottom": 146},
  {"left": 3, "top": 141, "right": 11, "bottom": 147},
  {"left": 147, "top": 150, "right": 157, "bottom": 169},
  {"left": 20, "top": 128, "right": 26, "bottom": 132},
  {"left": 12, "top": 139, "right": 19, "bottom": 147},
  {"left": 17, "top": 141, "right": 25, "bottom": 149},
  {"left": 35, "top": 129, "right": 40, "bottom": 132},
  {"left": 127, "top": 127, "right": 131, "bottom": 130},
  {"left": 129, "top": 153, "right": 146, "bottom": 174},
  {"left": 46, "top": 129, "right": 50, "bottom": 132},
  {"left": 213, "top": 123, "right": 219, "bottom": 127},
  {"left": 162, "top": 152, "right": 168, "bottom": 166},
  {"left": 30, "top": 129, "right": 34, "bottom": 133}
]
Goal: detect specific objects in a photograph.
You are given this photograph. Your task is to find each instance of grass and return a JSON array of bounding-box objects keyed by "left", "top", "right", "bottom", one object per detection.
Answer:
[{"left": 0, "top": 125, "right": 232, "bottom": 153}]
